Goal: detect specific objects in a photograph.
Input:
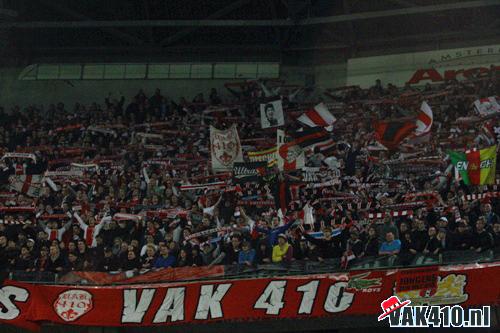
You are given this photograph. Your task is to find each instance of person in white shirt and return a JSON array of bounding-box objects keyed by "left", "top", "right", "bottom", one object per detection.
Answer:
[
  {"left": 74, "top": 212, "right": 112, "bottom": 248},
  {"left": 38, "top": 219, "right": 72, "bottom": 242},
  {"left": 201, "top": 194, "right": 223, "bottom": 217}
]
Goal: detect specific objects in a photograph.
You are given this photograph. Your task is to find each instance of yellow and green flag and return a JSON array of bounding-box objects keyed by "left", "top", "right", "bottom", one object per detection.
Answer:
[{"left": 448, "top": 146, "right": 497, "bottom": 185}]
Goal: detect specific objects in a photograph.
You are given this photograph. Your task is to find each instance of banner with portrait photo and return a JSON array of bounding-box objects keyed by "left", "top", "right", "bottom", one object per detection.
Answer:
[{"left": 260, "top": 99, "right": 284, "bottom": 129}]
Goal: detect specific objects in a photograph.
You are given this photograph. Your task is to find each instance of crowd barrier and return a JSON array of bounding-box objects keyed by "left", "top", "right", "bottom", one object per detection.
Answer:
[{"left": 6, "top": 247, "right": 500, "bottom": 285}]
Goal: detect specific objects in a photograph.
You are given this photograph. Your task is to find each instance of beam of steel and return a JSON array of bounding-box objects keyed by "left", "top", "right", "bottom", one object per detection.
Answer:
[
  {"left": 303, "top": 0, "right": 500, "bottom": 25},
  {"left": 384, "top": 0, "right": 418, "bottom": 8},
  {"left": 143, "top": 0, "right": 154, "bottom": 43},
  {"left": 342, "top": 0, "right": 356, "bottom": 50},
  {"left": 22, "top": 28, "right": 500, "bottom": 55},
  {"left": 361, "top": 28, "right": 500, "bottom": 45},
  {"left": 35, "top": 0, "right": 145, "bottom": 44},
  {"left": 12, "top": 29, "right": 500, "bottom": 57},
  {"left": 285, "top": 43, "right": 350, "bottom": 51},
  {"left": 160, "top": 0, "right": 251, "bottom": 46},
  {"left": 300, "top": 28, "right": 500, "bottom": 50},
  {"left": 13, "top": 28, "right": 500, "bottom": 56},
  {"left": 20, "top": 44, "right": 282, "bottom": 56},
  {"left": 1, "top": 0, "right": 498, "bottom": 28},
  {"left": 268, "top": 0, "right": 282, "bottom": 48}
]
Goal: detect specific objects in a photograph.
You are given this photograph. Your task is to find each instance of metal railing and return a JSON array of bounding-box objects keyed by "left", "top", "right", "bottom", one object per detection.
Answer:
[{"left": 7, "top": 247, "right": 500, "bottom": 285}]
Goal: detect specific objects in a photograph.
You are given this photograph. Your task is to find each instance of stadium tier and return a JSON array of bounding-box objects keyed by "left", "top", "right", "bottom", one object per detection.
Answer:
[{"left": 0, "top": 1, "right": 499, "bottom": 332}]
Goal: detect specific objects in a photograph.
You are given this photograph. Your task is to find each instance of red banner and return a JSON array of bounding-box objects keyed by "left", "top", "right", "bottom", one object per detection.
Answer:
[
  {"left": 1, "top": 263, "right": 499, "bottom": 331},
  {"left": 59, "top": 265, "right": 225, "bottom": 285}
]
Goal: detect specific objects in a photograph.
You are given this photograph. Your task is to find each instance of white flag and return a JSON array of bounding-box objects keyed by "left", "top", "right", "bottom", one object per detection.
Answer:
[
  {"left": 415, "top": 101, "right": 433, "bottom": 136},
  {"left": 474, "top": 96, "right": 500, "bottom": 117},
  {"left": 297, "top": 103, "right": 336, "bottom": 130}
]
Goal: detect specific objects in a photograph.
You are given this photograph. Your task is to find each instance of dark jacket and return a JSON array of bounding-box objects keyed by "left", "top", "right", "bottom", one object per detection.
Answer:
[
  {"left": 97, "top": 255, "right": 119, "bottom": 271},
  {"left": 410, "top": 230, "right": 429, "bottom": 252},
  {"left": 450, "top": 230, "right": 472, "bottom": 250},
  {"left": 424, "top": 237, "right": 443, "bottom": 254},
  {"left": 471, "top": 230, "right": 494, "bottom": 251},
  {"left": 363, "top": 237, "right": 379, "bottom": 257},
  {"left": 302, "top": 233, "right": 343, "bottom": 258}
]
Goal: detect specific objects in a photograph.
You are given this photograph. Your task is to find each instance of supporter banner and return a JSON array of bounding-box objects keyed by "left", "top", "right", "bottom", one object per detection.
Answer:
[
  {"left": 305, "top": 179, "right": 342, "bottom": 188},
  {"left": 302, "top": 167, "right": 340, "bottom": 182},
  {"left": 113, "top": 213, "right": 142, "bottom": 222},
  {"left": 0, "top": 191, "right": 16, "bottom": 198},
  {"left": 210, "top": 124, "right": 244, "bottom": 171},
  {"left": 374, "top": 120, "right": 416, "bottom": 150},
  {"left": 1, "top": 153, "right": 36, "bottom": 162},
  {"left": 494, "top": 124, "right": 500, "bottom": 142},
  {"left": 54, "top": 124, "right": 84, "bottom": 133},
  {"left": 143, "top": 144, "right": 164, "bottom": 151},
  {"left": 448, "top": 145, "right": 497, "bottom": 185},
  {"left": 474, "top": 96, "right": 500, "bottom": 117},
  {"left": 143, "top": 159, "right": 170, "bottom": 167},
  {"left": 0, "top": 218, "right": 34, "bottom": 225},
  {"left": 366, "top": 210, "right": 413, "bottom": 219},
  {"left": 185, "top": 226, "right": 232, "bottom": 242},
  {"left": 277, "top": 129, "right": 305, "bottom": 171},
  {"left": 146, "top": 208, "right": 189, "bottom": 219},
  {"left": 70, "top": 163, "right": 99, "bottom": 171},
  {"left": 44, "top": 170, "right": 84, "bottom": 178},
  {"left": 232, "top": 162, "right": 267, "bottom": 182},
  {"left": 87, "top": 126, "right": 117, "bottom": 137},
  {"left": 0, "top": 206, "right": 36, "bottom": 213},
  {"left": 297, "top": 103, "right": 336, "bottom": 129},
  {"left": 395, "top": 266, "right": 438, "bottom": 293},
  {"left": 260, "top": 99, "right": 284, "bottom": 129},
  {"left": 1, "top": 263, "right": 498, "bottom": 330},
  {"left": 414, "top": 101, "right": 433, "bottom": 136},
  {"left": 237, "top": 200, "right": 275, "bottom": 206},
  {"left": 247, "top": 147, "right": 277, "bottom": 166},
  {"left": 179, "top": 181, "right": 226, "bottom": 191},
  {"left": 8, "top": 175, "right": 43, "bottom": 197},
  {"left": 461, "top": 191, "right": 499, "bottom": 201}
]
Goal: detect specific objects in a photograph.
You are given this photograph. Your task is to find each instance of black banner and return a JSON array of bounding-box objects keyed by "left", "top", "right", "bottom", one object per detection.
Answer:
[{"left": 232, "top": 162, "right": 267, "bottom": 183}]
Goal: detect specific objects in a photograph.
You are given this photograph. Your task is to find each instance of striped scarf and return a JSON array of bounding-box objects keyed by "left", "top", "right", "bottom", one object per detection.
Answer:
[{"left": 366, "top": 210, "right": 413, "bottom": 219}]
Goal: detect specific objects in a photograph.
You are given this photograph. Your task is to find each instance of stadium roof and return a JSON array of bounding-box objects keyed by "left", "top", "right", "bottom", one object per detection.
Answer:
[{"left": 0, "top": 0, "right": 499, "bottom": 63}]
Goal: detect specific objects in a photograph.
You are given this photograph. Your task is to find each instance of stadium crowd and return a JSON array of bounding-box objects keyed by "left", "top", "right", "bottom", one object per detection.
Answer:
[{"left": 0, "top": 73, "right": 499, "bottom": 276}]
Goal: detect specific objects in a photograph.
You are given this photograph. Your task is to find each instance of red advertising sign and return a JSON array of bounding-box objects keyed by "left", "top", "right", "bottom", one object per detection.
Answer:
[
  {"left": 407, "top": 65, "right": 500, "bottom": 85},
  {"left": 1, "top": 263, "right": 499, "bottom": 331}
]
